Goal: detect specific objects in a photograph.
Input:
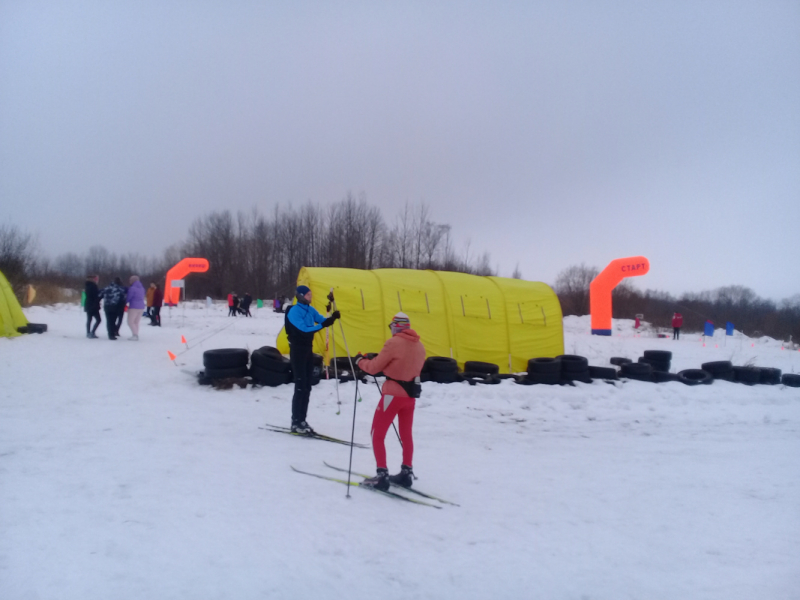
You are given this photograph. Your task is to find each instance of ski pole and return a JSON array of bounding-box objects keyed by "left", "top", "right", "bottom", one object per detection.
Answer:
[{"left": 329, "top": 288, "right": 341, "bottom": 415}]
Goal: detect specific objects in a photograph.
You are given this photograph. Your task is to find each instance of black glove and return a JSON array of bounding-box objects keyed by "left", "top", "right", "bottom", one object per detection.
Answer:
[
  {"left": 327, "top": 291, "right": 335, "bottom": 303},
  {"left": 321, "top": 315, "right": 335, "bottom": 328},
  {"left": 354, "top": 353, "right": 365, "bottom": 366},
  {"left": 332, "top": 310, "right": 341, "bottom": 321}
]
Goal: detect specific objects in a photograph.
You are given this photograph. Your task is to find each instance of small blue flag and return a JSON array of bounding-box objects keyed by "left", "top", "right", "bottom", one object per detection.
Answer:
[
  {"left": 726, "top": 322, "right": 734, "bottom": 336},
  {"left": 704, "top": 321, "right": 715, "bottom": 337}
]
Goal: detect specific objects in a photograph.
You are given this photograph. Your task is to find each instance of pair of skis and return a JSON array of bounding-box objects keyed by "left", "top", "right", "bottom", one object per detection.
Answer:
[
  {"left": 292, "top": 462, "right": 459, "bottom": 508},
  {"left": 261, "top": 423, "right": 370, "bottom": 449}
]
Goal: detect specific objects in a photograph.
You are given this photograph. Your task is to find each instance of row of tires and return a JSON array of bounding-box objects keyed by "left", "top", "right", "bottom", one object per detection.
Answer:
[{"left": 200, "top": 347, "right": 800, "bottom": 389}]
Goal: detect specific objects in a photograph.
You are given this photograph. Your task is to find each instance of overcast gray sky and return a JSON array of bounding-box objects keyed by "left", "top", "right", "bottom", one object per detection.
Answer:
[{"left": 2, "top": 1, "right": 798, "bottom": 299}]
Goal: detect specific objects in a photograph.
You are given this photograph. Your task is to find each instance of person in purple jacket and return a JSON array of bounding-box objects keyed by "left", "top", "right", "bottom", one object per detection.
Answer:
[{"left": 126, "top": 275, "right": 146, "bottom": 340}]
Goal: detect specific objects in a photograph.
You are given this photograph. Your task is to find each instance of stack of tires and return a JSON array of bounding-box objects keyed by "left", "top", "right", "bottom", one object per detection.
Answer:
[
  {"left": 328, "top": 356, "right": 364, "bottom": 382},
  {"left": 638, "top": 350, "right": 672, "bottom": 373},
  {"left": 422, "top": 357, "right": 460, "bottom": 383},
  {"left": 701, "top": 361, "right": 735, "bottom": 382},
  {"left": 462, "top": 361, "right": 500, "bottom": 385},
  {"left": 202, "top": 349, "right": 250, "bottom": 382},
  {"left": 558, "top": 355, "right": 591, "bottom": 384},
  {"left": 251, "top": 346, "right": 292, "bottom": 387},
  {"left": 523, "top": 357, "right": 561, "bottom": 385}
]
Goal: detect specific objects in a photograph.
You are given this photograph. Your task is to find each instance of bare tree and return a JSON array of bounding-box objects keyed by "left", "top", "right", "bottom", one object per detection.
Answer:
[{"left": 554, "top": 263, "right": 599, "bottom": 316}]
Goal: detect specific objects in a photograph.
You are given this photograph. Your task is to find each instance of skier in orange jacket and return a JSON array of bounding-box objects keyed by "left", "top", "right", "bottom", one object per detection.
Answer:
[{"left": 354, "top": 312, "right": 426, "bottom": 492}]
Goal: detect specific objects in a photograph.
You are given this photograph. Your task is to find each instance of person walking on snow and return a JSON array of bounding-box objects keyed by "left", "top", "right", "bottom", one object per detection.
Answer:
[
  {"left": 84, "top": 275, "right": 102, "bottom": 338},
  {"left": 126, "top": 276, "right": 146, "bottom": 340},
  {"left": 149, "top": 283, "right": 163, "bottom": 326},
  {"left": 241, "top": 292, "right": 252, "bottom": 317},
  {"left": 227, "top": 292, "right": 236, "bottom": 317},
  {"left": 100, "top": 277, "right": 126, "bottom": 339},
  {"left": 145, "top": 283, "right": 156, "bottom": 317},
  {"left": 354, "top": 312, "right": 426, "bottom": 492},
  {"left": 285, "top": 285, "right": 340, "bottom": 433},
  {"left": 672, "top": 312, "right": 683, "bottom": 340}
]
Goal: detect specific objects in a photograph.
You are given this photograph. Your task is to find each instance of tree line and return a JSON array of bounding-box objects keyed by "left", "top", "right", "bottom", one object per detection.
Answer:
[
  {"left": 1, "top": 195, "right": 495, "bottom": 301},
  {"left": 554, "top": 264, "right": 800, "bottom": 342}
]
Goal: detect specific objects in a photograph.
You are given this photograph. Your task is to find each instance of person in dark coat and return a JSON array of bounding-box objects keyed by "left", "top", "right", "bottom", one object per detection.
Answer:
[
  {"left": 84, "top": 275, "right": 101, "bottom": 338},
  {"left": 100, "top": 278, "right": 126, "bottom": 339},
  {"left": 285, "top": 285, "right": 340, "bottom": 433},
  {"left": 149, "top": 284, "right": 163, "bottom": 326},
  {"left": 111, "top": 277, "right": 127, "bottom": 336},
  {"left": 241, "top": 293, "right": 252, "bottom": 317}
]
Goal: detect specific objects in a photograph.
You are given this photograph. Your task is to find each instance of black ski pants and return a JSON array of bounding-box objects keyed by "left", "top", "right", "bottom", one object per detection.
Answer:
[
  {"left": 290, "top": 344, "right": 314, "bottom": 424},
  {"left": 673, "top": 327, "right": 681, "bottom": 340},
  {"left": 86, "top": 309, "right": 101, "bottom": 335},
  {"left": 151, "top": 306, "right": 161, "bottom": 326},
  {"left": 113, "top": 306, "right": 125, "bottom": 335},
  {"left": 104, "top": 309, "right": 117, "bottom": 338}
]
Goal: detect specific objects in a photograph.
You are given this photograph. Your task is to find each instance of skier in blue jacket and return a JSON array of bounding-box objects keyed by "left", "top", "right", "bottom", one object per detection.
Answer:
[{"left": 285, "top": 285, "right": 340, "bottom": 433}]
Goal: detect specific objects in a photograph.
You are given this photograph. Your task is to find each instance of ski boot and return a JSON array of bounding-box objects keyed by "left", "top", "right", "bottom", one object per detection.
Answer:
[
  {"left": 388, "top": 464, "right": 415, "bottom": 488},
  {"left": 361, "top": 468, "right": 390, "bottom": 492},
  {"left": 290, "top": 420, "right": 314, "bottom": 434}
]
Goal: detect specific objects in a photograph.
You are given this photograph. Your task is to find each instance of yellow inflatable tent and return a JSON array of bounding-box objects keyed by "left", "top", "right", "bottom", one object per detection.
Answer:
[
  {"left": 276, "top": 267, "right": 563, "bottom": 373},
  {"left": 0, "top": 269, "right": 28, "bottom": 338}
]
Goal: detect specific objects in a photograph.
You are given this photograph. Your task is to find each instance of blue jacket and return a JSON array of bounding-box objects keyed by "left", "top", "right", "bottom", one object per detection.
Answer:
[{"left": 285, "top": 303, "right": 326, "bottom": 347}]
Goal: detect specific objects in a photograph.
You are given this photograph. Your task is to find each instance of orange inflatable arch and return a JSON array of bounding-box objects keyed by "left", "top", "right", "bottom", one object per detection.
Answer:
[
  {"left": 590, "top": 256, "right": 649, "bottom": 335},
  {"left": 164, "top": 258, "right": 210, "bottom": 306}
]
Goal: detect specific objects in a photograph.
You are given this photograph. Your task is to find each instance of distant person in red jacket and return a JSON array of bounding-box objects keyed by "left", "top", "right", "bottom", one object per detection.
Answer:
[
  {"left": 672, "top": 312, "right": 683, "bottom": 340},
  {"left": 149, "top": 284, "right": 163, "bottom": 326},
  {"left": 227, "top": 292, "right": 236, "bottom": 317},
  {"left": 354, "top": 312, "right": 426, "bottom": 492}
]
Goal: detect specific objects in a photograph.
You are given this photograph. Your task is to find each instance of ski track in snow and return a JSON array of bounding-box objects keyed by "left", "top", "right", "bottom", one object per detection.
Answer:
[{"left": 1, "top": 304, "right": 799, "bottom": 600}]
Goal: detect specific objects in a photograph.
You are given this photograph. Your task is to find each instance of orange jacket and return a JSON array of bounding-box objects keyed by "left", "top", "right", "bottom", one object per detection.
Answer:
[
  {"left": 358, "top": 329, "right": 426, "bottom": 398},
  {"left": 146, "top": 287, "right": 155, "bottom": 307}
]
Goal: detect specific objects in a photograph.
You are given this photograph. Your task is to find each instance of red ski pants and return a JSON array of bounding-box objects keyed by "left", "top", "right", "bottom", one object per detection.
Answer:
[{"left": 371, "top": 394, "right": 415, "bottom": 470}]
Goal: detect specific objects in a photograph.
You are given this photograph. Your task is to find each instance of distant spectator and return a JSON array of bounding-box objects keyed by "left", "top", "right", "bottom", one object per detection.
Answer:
[
  {"left": 672, "top": 312, "right": 683, "bottom": 340},
  {"left": 273, "top": 296, "right": 282, "bottom": 312},
  {"left": 111, "top": 277, "right": 126, "bottom": 336},
  {"left": 145, "top": 283, "right": 156, "bottom": 317},
  {"left": 84, "top": 275, "right": 101, "bottom": 339},
  {"left": 228, "top": 292, "right": 236, "bottom": 317},
  {"left": 126, "top": 276, "right": 146, "bottom": 340},
  {"left": 100, "top": 278, "right": 126, "bottom": 339},
  {"left": 149, "top": 283, "right": 163, "bottom": 326},
  {"left": 241, "top": 293, "right": 252, "bottom": 317}
]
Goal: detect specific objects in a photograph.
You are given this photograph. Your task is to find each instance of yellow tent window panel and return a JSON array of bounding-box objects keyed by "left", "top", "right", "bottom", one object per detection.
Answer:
[
  {"left": 461, "top": 295, "right": 491, "bottom": 319},
  {"left": 398, "top": 289, "right": 431, "bottom": 314},
  {"left": 334, "top": 286, "right": 373, "bottom": 311},
  {"left": 518, "top": 301, "right": 547, "bottom": 326}
]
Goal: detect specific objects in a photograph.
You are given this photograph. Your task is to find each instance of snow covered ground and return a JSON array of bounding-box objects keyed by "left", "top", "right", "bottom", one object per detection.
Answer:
[{"left": 1, "top": 303, "right": 798, "bottom": 600}]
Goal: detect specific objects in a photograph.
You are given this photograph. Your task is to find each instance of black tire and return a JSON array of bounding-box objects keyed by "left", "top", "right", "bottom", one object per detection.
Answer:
[
  {"left": 759, "top": 368, "right": 782, "bottom": 385},
  {"left": 204, "top": 365, "right": 249, "bottom": 379},
  {"left": 643, "top": 350, "right": 672, "bottom": 361},
  {"left": 733, "top": 366, "right": 761, "bottom": 385},
  {"left": 330, "top": 356, "right": 359, "bottom": 373},
  {"left": 714, "top": 370, "right": 736, "bottom": 382},
  {"left": 252, "top": 353, "right": 291, "bottom": 373},
  {"left": 638, "top": 357, "right": 671, "bottom": 372},
  {"left": 527, "top": 371, "right": 561, "bottom": 385},
  {"left": 527, "top": 357, "right": 561, "bottom": 375},
  {"left": 250, "top": 365, "right": 292, "bottom": 387},
  {"left": 462, "top": 372, "right": 501, "bottom": 384},
  {"left": 557, "top": 355, "right": 589, "bottom": 372},
  {"left": 621, "top": 362, "right": 653, "bottom": 377},
  {"left": 588, "top": 366, "right": 618, "bottom": 380},
  {"left": 203, "top": 348, "right": 249, "bottom": 369},
  {"left": 514, "top": 375, "right": 537, "bottom": 385},
  {"left": 782, "top": 373, "right": 800, "bottom": 387},
  {"left": 563, "top": 369, "right": 592, "bottom": 384},
  {"left": 428, "top": 370, "right": 459, "bottom": 383},
  {"left": 678, "top": 369, "right": 713, "bottom": 386},
  {"left": 701, "top": 361, "right": 733, "bottom": 375},
  {"left": 652, "top": 371, "right": 681, "bottom": 383},
  {"left": 198, "top": 371, "right": 213, "bottom": 386},
  {"left": 16, "top": 326, "right": 29, "bottom": 334},
  {"left": 26, "top": 323, "right": 48, "bottom": 334},
  {"left": 610, "top": 357, "right": 632, "bottom": 366},
  {"left": 463, "top": 361, "right": 500, "bottom": 376},
  {"left": 255, "top": 346, "right": 283, "bottom": 359},
  {"left": 426, "top": 357, "right": 458, "bottom": 373}
]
